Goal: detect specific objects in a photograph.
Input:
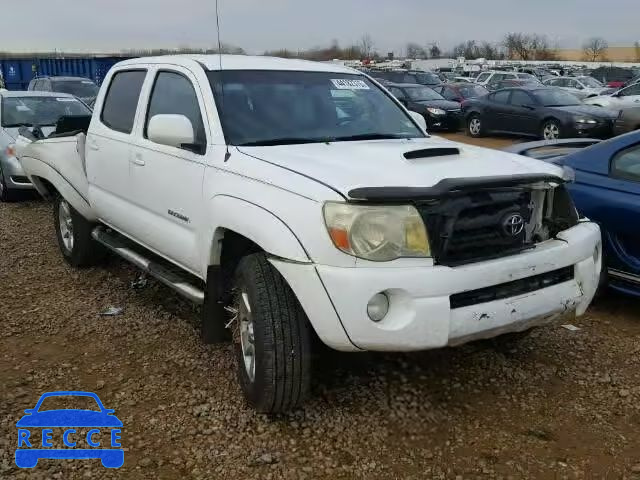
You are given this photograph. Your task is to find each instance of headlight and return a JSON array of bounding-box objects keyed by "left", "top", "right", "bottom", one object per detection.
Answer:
[
  {"left": 323, "top": 202, "right": 430, "bottom": 261},
  {"left": 426, "top": 107, "right": 446, "bottom": 116},
  {"left": 574, "top": 117, "right": 597, "bottom": 124}
]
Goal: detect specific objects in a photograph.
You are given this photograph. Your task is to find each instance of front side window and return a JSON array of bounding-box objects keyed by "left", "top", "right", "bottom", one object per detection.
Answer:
[
  {"left": 510, "top": 90, "right": 535, "bottom": 106},
  {"left": 101, "top": 70, "right": 146, "bottom": 134},
  {"left": 207, "top": 70, "right": 425, "bottom": 146},
  {"left": 1, "top": 96, "right": 91, "bottom": 127},
  {"left": 620, "top": 84, "right": 640, "bottom": 97},
  {"left": 476, "top": 73, "right": 491, "bottom": 83},
  {"left": 145, "top": 71, "right": 206, "bottom": 146},
  {"left": 532, "top": 89, "right": 580, "bottom": 106},
  {"left": 611, "top": 144, "right": 640, "bottom": 182}
]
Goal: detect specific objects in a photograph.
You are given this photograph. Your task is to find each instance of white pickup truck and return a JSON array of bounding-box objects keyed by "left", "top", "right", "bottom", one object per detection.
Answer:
[{"left": 17, "top": 55, "right": 602, "bottom": 413}]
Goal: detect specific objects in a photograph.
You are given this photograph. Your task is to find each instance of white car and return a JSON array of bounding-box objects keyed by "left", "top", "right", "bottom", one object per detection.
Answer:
[
  {"left": 543, "top": 76, "right": 610, "bottom": 100},
  {"left": 16, "top": 55, "right": 602, "bottom": 412},
  {"left": 583, "top": 82, "right": 640, "bottom": 109},
  {"left": 474, "top": 70, "right": 538, "bottom": 87}
]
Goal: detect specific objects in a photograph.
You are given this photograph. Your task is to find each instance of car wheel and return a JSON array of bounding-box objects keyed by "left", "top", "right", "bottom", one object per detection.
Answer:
[
  {"left": 467, "top": 114, "right": 484, "bottom": 137},
  {"left": 230, "top": 252, "right": 311, "bottom": 413},
  {"left": 541, "top": 119, "right": 561, "bottom": 140},
  {"left": 53, "top": 196, "right": 105, "bottom": 267},
  {"left": 0, "top": 167, "right": 16, "bottom": 202}
]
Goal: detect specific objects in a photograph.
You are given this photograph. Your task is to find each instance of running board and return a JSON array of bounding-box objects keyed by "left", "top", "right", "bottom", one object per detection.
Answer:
[{"left": 92, "top": 227, "right": 205, "bottom": 304}]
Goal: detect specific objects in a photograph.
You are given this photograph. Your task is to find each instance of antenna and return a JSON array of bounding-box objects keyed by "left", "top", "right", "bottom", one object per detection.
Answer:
[{"left": 215, "top": 0, "right": 231, "bottom": 161}]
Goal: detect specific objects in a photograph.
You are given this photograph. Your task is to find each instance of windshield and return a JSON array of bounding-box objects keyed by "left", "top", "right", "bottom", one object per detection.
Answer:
[
  {"left": 404, "top": 86, "right": 444, "bottom": 101},
  {"left": 51, "top": 79, "right": 99, "bottom": 98},
  {"left": 532, "top": 89, "right": 581, "bottom": 106},
  {"left": 459, "top": 85, "right": 488, "bottom": 97},
  {"left": 207, "top": 70, "right": 425, "bottom": 146},
  {"left": 579, "top": 77, "right": 602, "bottom": 88},
  {"left": 1, "top": 96, "right": 91, "bottom": 127}
]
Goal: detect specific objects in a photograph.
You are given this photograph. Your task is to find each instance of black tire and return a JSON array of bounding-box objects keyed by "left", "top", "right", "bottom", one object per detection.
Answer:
[
  {"left": 201, "top": 266, "right": 231, "bottom": 344},
  {"left": 467, "top": 113, "right": 484, "bottom": 137},
  {"left": 541, "top": 119, "right": 562, "bottom": 140},
  {"left": 53, "top": 196, "right": 105, "bottom": 268},
  {"left": 0, "top": 167, "right": 17, "bottom": 202},
  {"left": 231, "top": 253, "right": 311, "bottom": 413}
]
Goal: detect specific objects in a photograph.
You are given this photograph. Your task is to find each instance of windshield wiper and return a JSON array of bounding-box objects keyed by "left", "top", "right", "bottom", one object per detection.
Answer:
[{"left": 237, "top": 137, "right": 333, "bottom": 147}]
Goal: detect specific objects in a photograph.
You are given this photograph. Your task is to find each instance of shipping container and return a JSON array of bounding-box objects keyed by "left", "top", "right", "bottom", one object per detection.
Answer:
[{"left": 0, "top": 56, "right": 129, "bottom": 91}]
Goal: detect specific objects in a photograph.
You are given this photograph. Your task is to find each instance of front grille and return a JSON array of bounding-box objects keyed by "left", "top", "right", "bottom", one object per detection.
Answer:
[
  {"left": 416, "top": 190, "right": 534, "bottom": 266},
  {"left": 450, "top": 266, "right": 574, "bottom": 309}
]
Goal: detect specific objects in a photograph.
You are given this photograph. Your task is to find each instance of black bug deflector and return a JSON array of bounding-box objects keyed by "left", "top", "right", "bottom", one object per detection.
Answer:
[{"left": 347, "top": 174, "right": 565, "bottom": 201}]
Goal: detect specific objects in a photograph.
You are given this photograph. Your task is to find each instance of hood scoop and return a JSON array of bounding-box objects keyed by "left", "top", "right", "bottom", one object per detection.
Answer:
[{"left": 403, "top": 147, "right": 460, "bottom": 160}]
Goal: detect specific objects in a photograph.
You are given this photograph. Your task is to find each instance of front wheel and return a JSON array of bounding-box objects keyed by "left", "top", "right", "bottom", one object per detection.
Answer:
[
  {"left": 541, "top": 119, "right": 561, "bottom": 140},
  {"left": 467, "top": 114, "right": 484, "bottom": 137},
  {"left": 230, "top": 253, "right": 311, "bottom": 413},
  {"left": 53, "top": 196, "right": 105, "bottom": 268}
]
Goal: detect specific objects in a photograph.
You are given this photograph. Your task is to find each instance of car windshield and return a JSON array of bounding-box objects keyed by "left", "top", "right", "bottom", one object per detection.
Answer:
[
  {"left": 458, "top": 85, "right": 488, "bottom": 97},
  {"left": 532, "top": 89, "right": 581, "bottom": 106},
  {"left": 404, "top": 86, "right": 444, "bottom": 101},
  {"left": 38, "top": 395, "right": 101, "bottom": 412},
  {"left": 207, "top": 70, "right": 425, "bottom": 146},
  {"left": 51, "top": 79, "right": 99, "bottom": 97},
  {"left": 579, "top": 77, "right": 603, "bottom": 88},
  {"left": 1, "top": 96, "right": 91, "bottom": 127}
]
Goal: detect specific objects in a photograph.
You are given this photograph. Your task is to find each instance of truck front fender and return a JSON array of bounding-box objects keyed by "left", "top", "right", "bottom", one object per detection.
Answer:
[{"left": 204, "top": 195, "right": 310, "bottom": 270}]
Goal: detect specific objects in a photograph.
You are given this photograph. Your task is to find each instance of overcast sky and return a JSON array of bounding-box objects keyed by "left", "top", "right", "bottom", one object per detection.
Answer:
[{"left": 4, "top": 0, "right": 639, "bottom": 55}]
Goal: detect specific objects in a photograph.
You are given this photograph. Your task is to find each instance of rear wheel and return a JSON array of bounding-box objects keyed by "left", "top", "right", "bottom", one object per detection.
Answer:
[
  {"left": 541, "top": 119, "right": 561, "bottom": 140},
  {"left": 53, "top": 196, "right": 105, "bottom": 267},
  {"left": 467, "top": 114, "right": 484, "bottom": 137},
  {"left": 230, "top": 253, "right": 311, "bottom": 413}
]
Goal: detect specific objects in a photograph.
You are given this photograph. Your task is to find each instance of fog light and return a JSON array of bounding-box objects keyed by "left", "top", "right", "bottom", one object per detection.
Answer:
[{"left": 367, "top": 293, "right": 389, "bottom": 322}]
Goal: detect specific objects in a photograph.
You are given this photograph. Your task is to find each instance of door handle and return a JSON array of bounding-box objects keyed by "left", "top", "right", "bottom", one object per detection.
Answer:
[{"left": 131, "top": 154, "right": 145, "bottom": 166}]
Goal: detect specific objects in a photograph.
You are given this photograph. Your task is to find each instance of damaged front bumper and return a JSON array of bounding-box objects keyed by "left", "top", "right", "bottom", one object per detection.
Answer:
[{"left": 272, "top": 221, "right": 601, "bottom": 352}]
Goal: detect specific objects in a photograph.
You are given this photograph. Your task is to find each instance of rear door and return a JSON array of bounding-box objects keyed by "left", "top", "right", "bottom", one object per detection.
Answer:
[
  {"left": 86, "top": 69, "right": 147, "bottom": 231},
  {"left": 483, "top": 90, "right": 512, "bottom": 131},
  {"left": 127, "top": 66, "right": 210, "bottom": 274},
  {"left": 506, "top": 89, "right": 539, "bottom": 135}
]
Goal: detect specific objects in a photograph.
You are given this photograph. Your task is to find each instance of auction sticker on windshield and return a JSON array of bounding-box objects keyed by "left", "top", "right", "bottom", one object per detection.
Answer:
[{"left": 331, "top": 79, "right": 370, "bottom": 90}]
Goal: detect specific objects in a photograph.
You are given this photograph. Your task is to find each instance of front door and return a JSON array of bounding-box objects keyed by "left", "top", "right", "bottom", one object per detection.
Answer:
[
  {"left": 484, "top": 90, "right": 512, "bottom": 131},
  {"left": 86, "top": 69, "right": 147, "bottom": 230},
  {"left": 506, "top": 89, "right": 540, "bottom": 135},
  {"left": 127, "top": 67, "right": 210, "bottom": 275}
]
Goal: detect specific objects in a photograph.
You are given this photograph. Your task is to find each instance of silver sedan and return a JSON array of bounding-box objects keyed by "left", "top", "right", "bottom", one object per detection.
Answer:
[{"left": 0, "top": 90, "right": 91, "bottom": 201}]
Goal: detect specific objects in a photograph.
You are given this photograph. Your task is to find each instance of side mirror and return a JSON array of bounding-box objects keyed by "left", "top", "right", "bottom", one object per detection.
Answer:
[
  {"left": 147, "top": 114, "right": 197, "bottom": 151},
  {"left": 409, "top": 111, "right": 427, "bottom": 131}
]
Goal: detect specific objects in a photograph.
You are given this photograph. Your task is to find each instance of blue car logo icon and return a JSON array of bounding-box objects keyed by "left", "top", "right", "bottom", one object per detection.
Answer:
[{"left": 15, "top": 391, "right": 123, "bottom": 468}]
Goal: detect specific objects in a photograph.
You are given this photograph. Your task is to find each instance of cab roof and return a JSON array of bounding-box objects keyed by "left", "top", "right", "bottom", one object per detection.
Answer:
[{"left": 116, "top": 54, "right": 358, "bottom": 74}]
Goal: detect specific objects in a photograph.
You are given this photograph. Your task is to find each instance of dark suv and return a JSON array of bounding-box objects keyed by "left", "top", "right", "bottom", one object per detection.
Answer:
[{"left": 28, "top": 76, "right": 99, "bottom": 107}]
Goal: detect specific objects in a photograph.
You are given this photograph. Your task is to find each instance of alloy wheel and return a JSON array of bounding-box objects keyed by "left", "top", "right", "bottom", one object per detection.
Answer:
[
  {"left": 543, "top": 122, "right": 560, "bottom": 140},
  {"left": 469, "top": 118, "right": 481, "bottom": 135},
  {"left": 58, "top": 200, "right": 74, "bottom": 253}
]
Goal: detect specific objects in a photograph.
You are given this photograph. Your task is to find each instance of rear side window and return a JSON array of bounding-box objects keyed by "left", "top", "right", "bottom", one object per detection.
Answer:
[
  {"left": 144, "top": 71, "right": 206, "bottom": 147},
  {"left": 491, "top": 90, "right": 510, "bottom": 104},
  {"left": 611, "top": 144, "right": 640, "bottom": 182},
  {"left": 101, "top": 70, "right": 146, "bottom": 134}
]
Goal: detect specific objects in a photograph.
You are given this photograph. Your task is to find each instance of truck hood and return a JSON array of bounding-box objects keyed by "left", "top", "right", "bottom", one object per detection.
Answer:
[{"left": 237, "top": 137, "right": 565, "bottom": 199}]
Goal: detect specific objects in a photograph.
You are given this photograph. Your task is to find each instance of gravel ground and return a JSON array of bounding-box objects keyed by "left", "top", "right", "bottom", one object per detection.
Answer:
[{"left": 2, "top": 159, "right": 640, "bottom": 479}]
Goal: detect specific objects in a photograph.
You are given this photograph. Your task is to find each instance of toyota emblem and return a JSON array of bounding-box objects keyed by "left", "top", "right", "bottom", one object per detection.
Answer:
[{"left": 503, "top": 213, "right": 525, "bottom": 237}]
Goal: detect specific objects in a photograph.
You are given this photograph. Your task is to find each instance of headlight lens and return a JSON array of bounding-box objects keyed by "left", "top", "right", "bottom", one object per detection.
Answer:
[
  {"left": 574, "top": 116, "right": 597, "bottom": 124},
  {"left": 427, "top": 107, "right": 446, "bottom": 116},
  {"left": 323, "top": 202, "right": 430, "bottom": 261}
]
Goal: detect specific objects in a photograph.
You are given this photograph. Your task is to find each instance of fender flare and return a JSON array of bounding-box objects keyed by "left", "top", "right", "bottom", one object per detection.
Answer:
[
  {"left": 19, "top": 156, "right": 97, "bottom": 221},
  {"left": 203, "top": 195, "right": 311, "bottom": 271}
]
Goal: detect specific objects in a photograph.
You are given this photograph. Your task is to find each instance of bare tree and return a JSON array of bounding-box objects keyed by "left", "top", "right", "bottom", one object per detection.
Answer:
[
  {"left": 583, "top": 37, "right": 609, "bottom": 62},
  {"left": 406, "top": 42, "right": 426, "bottom": 59},
  {"left": 429, "top": 43, "right": 441, "bottom": 59},
  {"left": 634, "top": 41, "right": 640, "bottom": 62},
  {"left": 359, "top": 34, "right": 374, "bottom": 59},
  {"left": 503, "top": 33, "right": 555, "bottom": 60}
]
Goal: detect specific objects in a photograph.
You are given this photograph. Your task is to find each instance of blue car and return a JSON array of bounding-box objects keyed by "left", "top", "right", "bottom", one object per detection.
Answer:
[
  {"left": 15, "top": 391, "right": 123, "bottom": 468},
  {"left": 505, "top": 133, "right": 640, "bottom": 296}
]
